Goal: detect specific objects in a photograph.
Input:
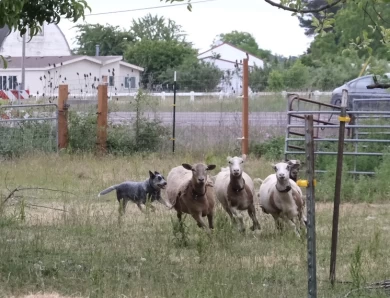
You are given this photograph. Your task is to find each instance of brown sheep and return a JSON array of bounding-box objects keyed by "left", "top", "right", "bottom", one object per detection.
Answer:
[{"left": 166, "top": 163, "right": 216, "bottom": 232}]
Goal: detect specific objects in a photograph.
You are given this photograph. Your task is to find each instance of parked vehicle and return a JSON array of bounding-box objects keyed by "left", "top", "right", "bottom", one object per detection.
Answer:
[{"left": 330, "top": 73, "right": 390, "bottom": 109}]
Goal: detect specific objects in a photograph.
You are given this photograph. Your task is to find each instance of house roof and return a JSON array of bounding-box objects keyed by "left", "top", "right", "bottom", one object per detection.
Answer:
[
  {"left": 198, "top": 42, "right": 264, "bottom": 62},
  {"left": 0, "top": 26, "right": 11, "bottom": 49},
  {"left": 3, "top": 55, "right": 144, "bottom": 71},
  {"left": 199, "top": 56, "right": 257, "bottom": 67}
]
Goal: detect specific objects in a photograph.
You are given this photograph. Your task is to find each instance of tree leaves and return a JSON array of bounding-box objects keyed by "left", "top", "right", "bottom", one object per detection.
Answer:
[{"left": 0, "top": 0, "right": 90, "bottom": 38}]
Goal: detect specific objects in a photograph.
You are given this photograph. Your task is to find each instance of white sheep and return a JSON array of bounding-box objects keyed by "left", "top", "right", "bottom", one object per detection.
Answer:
[
  {"left": 257, "top": 162, "right": 306, "bottom": 237},
  {"left": 214, "top": 155, "right": 260, "bottom": 232}
]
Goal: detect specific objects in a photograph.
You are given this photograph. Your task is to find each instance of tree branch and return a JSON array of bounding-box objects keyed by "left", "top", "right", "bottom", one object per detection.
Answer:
[{"left": 263, "top": 0, "right": 345, "bottom": 13}]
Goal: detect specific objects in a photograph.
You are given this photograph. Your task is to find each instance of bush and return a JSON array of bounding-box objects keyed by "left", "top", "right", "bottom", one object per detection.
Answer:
[{"left": 250, "top": 136, "right": 285, "bottom": 160}]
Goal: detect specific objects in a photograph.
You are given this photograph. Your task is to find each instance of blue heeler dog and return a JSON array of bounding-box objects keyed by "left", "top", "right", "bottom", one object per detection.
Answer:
[{"left": 98, "top": 171, "right": 172, "bottom": 215}]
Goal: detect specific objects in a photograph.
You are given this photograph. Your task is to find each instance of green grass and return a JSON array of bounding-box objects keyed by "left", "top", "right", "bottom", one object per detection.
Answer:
[{"left": 0, "top": 153, "right": 390, "bottom": 298}]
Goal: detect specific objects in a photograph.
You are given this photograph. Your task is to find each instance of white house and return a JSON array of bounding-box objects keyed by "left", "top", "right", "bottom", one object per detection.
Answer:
[
  {"left": 0, "top": 55, "right": 144, "bottom": 100},
  {"left": 0, "top": 23, "right": 72, "bottom": 57},
  {"left": 198, "top": 42, "right": 264, "bottom": 95}
]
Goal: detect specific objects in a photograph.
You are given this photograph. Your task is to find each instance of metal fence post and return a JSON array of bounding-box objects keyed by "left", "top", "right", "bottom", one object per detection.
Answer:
[
  {"left": 242, "top": 58, "right": 249, "bottom": 155},
  {"left": 58, "top": 85, "right": 69, "bottom": 150},
  {"left": 330, "top": 89, "right": 349, "bottom": 285},
  {"left": 172, "top": 71, "right": 177, "bottom": 153},
  {"left": 97, "top": 84, "right": 108, "bottom": 155},
  {"left": 305, "top": 114, "right": 317, "bottom": 298}
]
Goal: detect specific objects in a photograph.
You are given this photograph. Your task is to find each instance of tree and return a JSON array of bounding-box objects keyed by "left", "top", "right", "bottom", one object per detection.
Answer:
[
  {"left": 267, "top": 70, "right": 285, "bottom": 91},
  {"left": 124, "top": 40, "right": 196, "bottom": 88},
  {"left": 283, "top": 60, "right": 310, "bottom": 90},
  {"left": 0, "top": 0, "right": 90, "bottom": 36},
  {"left": 164, "top": 0, "right": 390, "bottom": 56},
  {"left": 0, "top": 0, "right": 90, "bottom": 68},
  {"left": 74, "top": 24, "right": 134, "bottom": 56},
  {"left": 213, "top": 31, "right": 272, "bottom": 60},
  {"left": 131, "top": 13, "right": 187, "bottom": 43},
  {"left": 159, "top": 56, "right": 223, "bottom": 91},
  {"left": 249, "top": 64, "right": 271, "bottom": 92},
  {"left": 297, "top": 0, "right": 341, "bottom": 36}
]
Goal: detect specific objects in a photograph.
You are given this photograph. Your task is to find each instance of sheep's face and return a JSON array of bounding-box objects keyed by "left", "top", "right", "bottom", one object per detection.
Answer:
[
  {"left": 227, "top": 154, "right": 246, "bottom": 177},
  {"left": 273, "top": 162, "right": 290, "bottom": 182},
  {"left": 182, "top": 163, "right": 216, "bottom": 185},
  {"left": 286, "top": 159, "right": 301, "bottom": 180}
]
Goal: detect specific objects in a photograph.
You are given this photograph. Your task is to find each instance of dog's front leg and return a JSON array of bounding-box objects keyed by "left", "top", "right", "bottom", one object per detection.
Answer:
[{"left": 136, "top": 203, "right": 147, "bottom": 213}]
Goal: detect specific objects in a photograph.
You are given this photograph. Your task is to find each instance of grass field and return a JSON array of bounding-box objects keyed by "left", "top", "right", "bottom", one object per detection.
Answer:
[{"left": 0, "top": 153, "right": 389, "bottom": 298}]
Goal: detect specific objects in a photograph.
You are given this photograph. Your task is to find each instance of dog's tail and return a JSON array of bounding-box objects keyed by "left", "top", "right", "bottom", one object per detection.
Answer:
[{"left": 98, "top": 185, "right": 118, "bottom": 198}]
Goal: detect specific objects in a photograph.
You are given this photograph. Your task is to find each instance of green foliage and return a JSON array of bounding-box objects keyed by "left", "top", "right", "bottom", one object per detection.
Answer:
[
  {"left": 131, "top": 13, "right": 188, "bottom": 43},
  {"left": 125, "top": 40, "right": 196, "bottom": 87},
  {"left": 249, "top": 64, "right": 271, "bottom": 92},
  {"left": 267, "top": 70, "right": 285, "bottom": 91},
  {"left": 0, "top": 122, "right": 56, "bottom": 157},
  {"left": 283, "top": 60, "right": 310, "bottom": 90},
  {"left": 67, "top": 92, "right": 169, "bottom": 155},
  {"left": 74, "top": 24, "right": 134, "bottom": 56},
  {"left": 250, "top": 136, "right": 285, "bottom": 161},
  {"left": 0, "top": 0, "right": 90, "bottom": 37},
  {"left": 214, "top": 31, "right": 272, "bottom": 60},
  {"left": 159, "top": 56, "right": 223, "bottom": 91}
]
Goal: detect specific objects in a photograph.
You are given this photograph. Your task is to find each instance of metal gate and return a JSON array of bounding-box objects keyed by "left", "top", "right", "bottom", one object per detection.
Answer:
[
  {"left": 0, "top": 103, "right": 58, "bottom": 156},
  {"left": 284, "top": 94, "right": 390, "bottom": 175}
]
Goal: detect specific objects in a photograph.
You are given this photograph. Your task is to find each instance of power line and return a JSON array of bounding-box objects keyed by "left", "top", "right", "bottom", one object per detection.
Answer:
[{"left": 85, "top": 0, "right": 216, "bottom": 17}]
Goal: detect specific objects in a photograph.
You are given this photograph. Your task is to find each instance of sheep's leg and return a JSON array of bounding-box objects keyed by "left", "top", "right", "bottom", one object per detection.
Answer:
[
  {"left": 207, "top": 214, "right": 214, "bottom": 230},
  {"left": 190, "top": 212, "right": 210, "bottom": 233},
  {"left": 247, "top": 204, "right": 261, "bottom": 231},
  {"left": 281, "top": 215, "right": 301, "bottom": 238},
  {"left": 230, "top": 207, "right": 245, "bottom": 233},
  {"left": 272, "top": 214, "right": 283, "bottom": 231}
]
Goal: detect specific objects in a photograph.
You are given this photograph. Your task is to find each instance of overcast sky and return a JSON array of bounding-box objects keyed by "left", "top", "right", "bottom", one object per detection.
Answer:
[{"left": 58, "top": 0, "right": 314, "bottom": 57}]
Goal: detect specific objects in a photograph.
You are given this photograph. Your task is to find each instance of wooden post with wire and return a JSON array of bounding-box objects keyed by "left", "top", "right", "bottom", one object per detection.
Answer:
[
  {"left": 242, "top": 58, "right": 249, "bottom": 155},
  {"left": 97, "top": 84, "right": 108, "bottom": 155},
  {"left": 58, "top": 84, "right": 69, "bottom": 150},
  {"left": 330, "top": 89, "right": 350, "bottom": 285}
]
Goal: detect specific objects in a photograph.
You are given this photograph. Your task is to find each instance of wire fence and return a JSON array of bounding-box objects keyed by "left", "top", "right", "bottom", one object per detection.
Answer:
[
  {"left": 0, "top": 104, "right": 58, "bottom": 156},
  {"left": 0, "top": 69, "right": 335, "bottom": 156}
]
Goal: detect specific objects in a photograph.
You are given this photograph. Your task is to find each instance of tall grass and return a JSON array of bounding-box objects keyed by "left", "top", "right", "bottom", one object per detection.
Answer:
[{"left": 0, "top": 153, "right": 390, "bottom": 298}]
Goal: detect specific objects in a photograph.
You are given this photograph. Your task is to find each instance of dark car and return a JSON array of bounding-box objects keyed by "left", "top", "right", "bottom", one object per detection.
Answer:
[{"left": 330, "top": 73, "right": 390, "bottom": 109}]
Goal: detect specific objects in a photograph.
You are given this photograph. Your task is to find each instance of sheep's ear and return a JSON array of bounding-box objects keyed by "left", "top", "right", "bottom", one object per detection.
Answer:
[
  {"left": 182, "top": 163, "right": 192, "bottom": 170},
  {"left": 207, "top": 164, "right": 216, "bottom": 171},
  {"left": 242, "top": 154, "right": 247, "bottom": 161},
  {"left": 149, "top": 171, "right": 155, "bottom": 178},
  {"left": 226, "top": 156, "right": 232, "bottom": 162}
]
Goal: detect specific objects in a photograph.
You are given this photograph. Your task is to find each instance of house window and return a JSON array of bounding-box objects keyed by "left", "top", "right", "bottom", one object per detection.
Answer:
[
  {"left": 109, "top": 76, "right": 115, "bottom": 87},
  {"left": 125, "top": 76, "right": 136, "bottom": 89},
  {"left": 0, "top": 76, "right": 5, "bottom": 89}
]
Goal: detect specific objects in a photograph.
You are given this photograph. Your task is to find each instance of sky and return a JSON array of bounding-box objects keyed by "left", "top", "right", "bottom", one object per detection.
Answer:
[{"left": 58, "top": 0, "right": 314, "bottom": 58}]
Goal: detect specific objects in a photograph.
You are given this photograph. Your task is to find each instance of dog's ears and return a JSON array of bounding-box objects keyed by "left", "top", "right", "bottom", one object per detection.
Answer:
[
  {"left": 149, "top": 171, "right": 155, "bottom": 178},
  {"left": 154, "top": 171, "right": 160, "bottom": 175}
]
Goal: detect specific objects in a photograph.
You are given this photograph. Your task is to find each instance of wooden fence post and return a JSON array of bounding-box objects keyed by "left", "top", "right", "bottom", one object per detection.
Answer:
[
  {"left": 242, "top": 58, "right": 249, "bottom": 155},
  {"left": 97, "top": 84, "right": 108, "bottom": 155},
  {"left": 58, "top": 84, "right": 69, "bottom": 150}
]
